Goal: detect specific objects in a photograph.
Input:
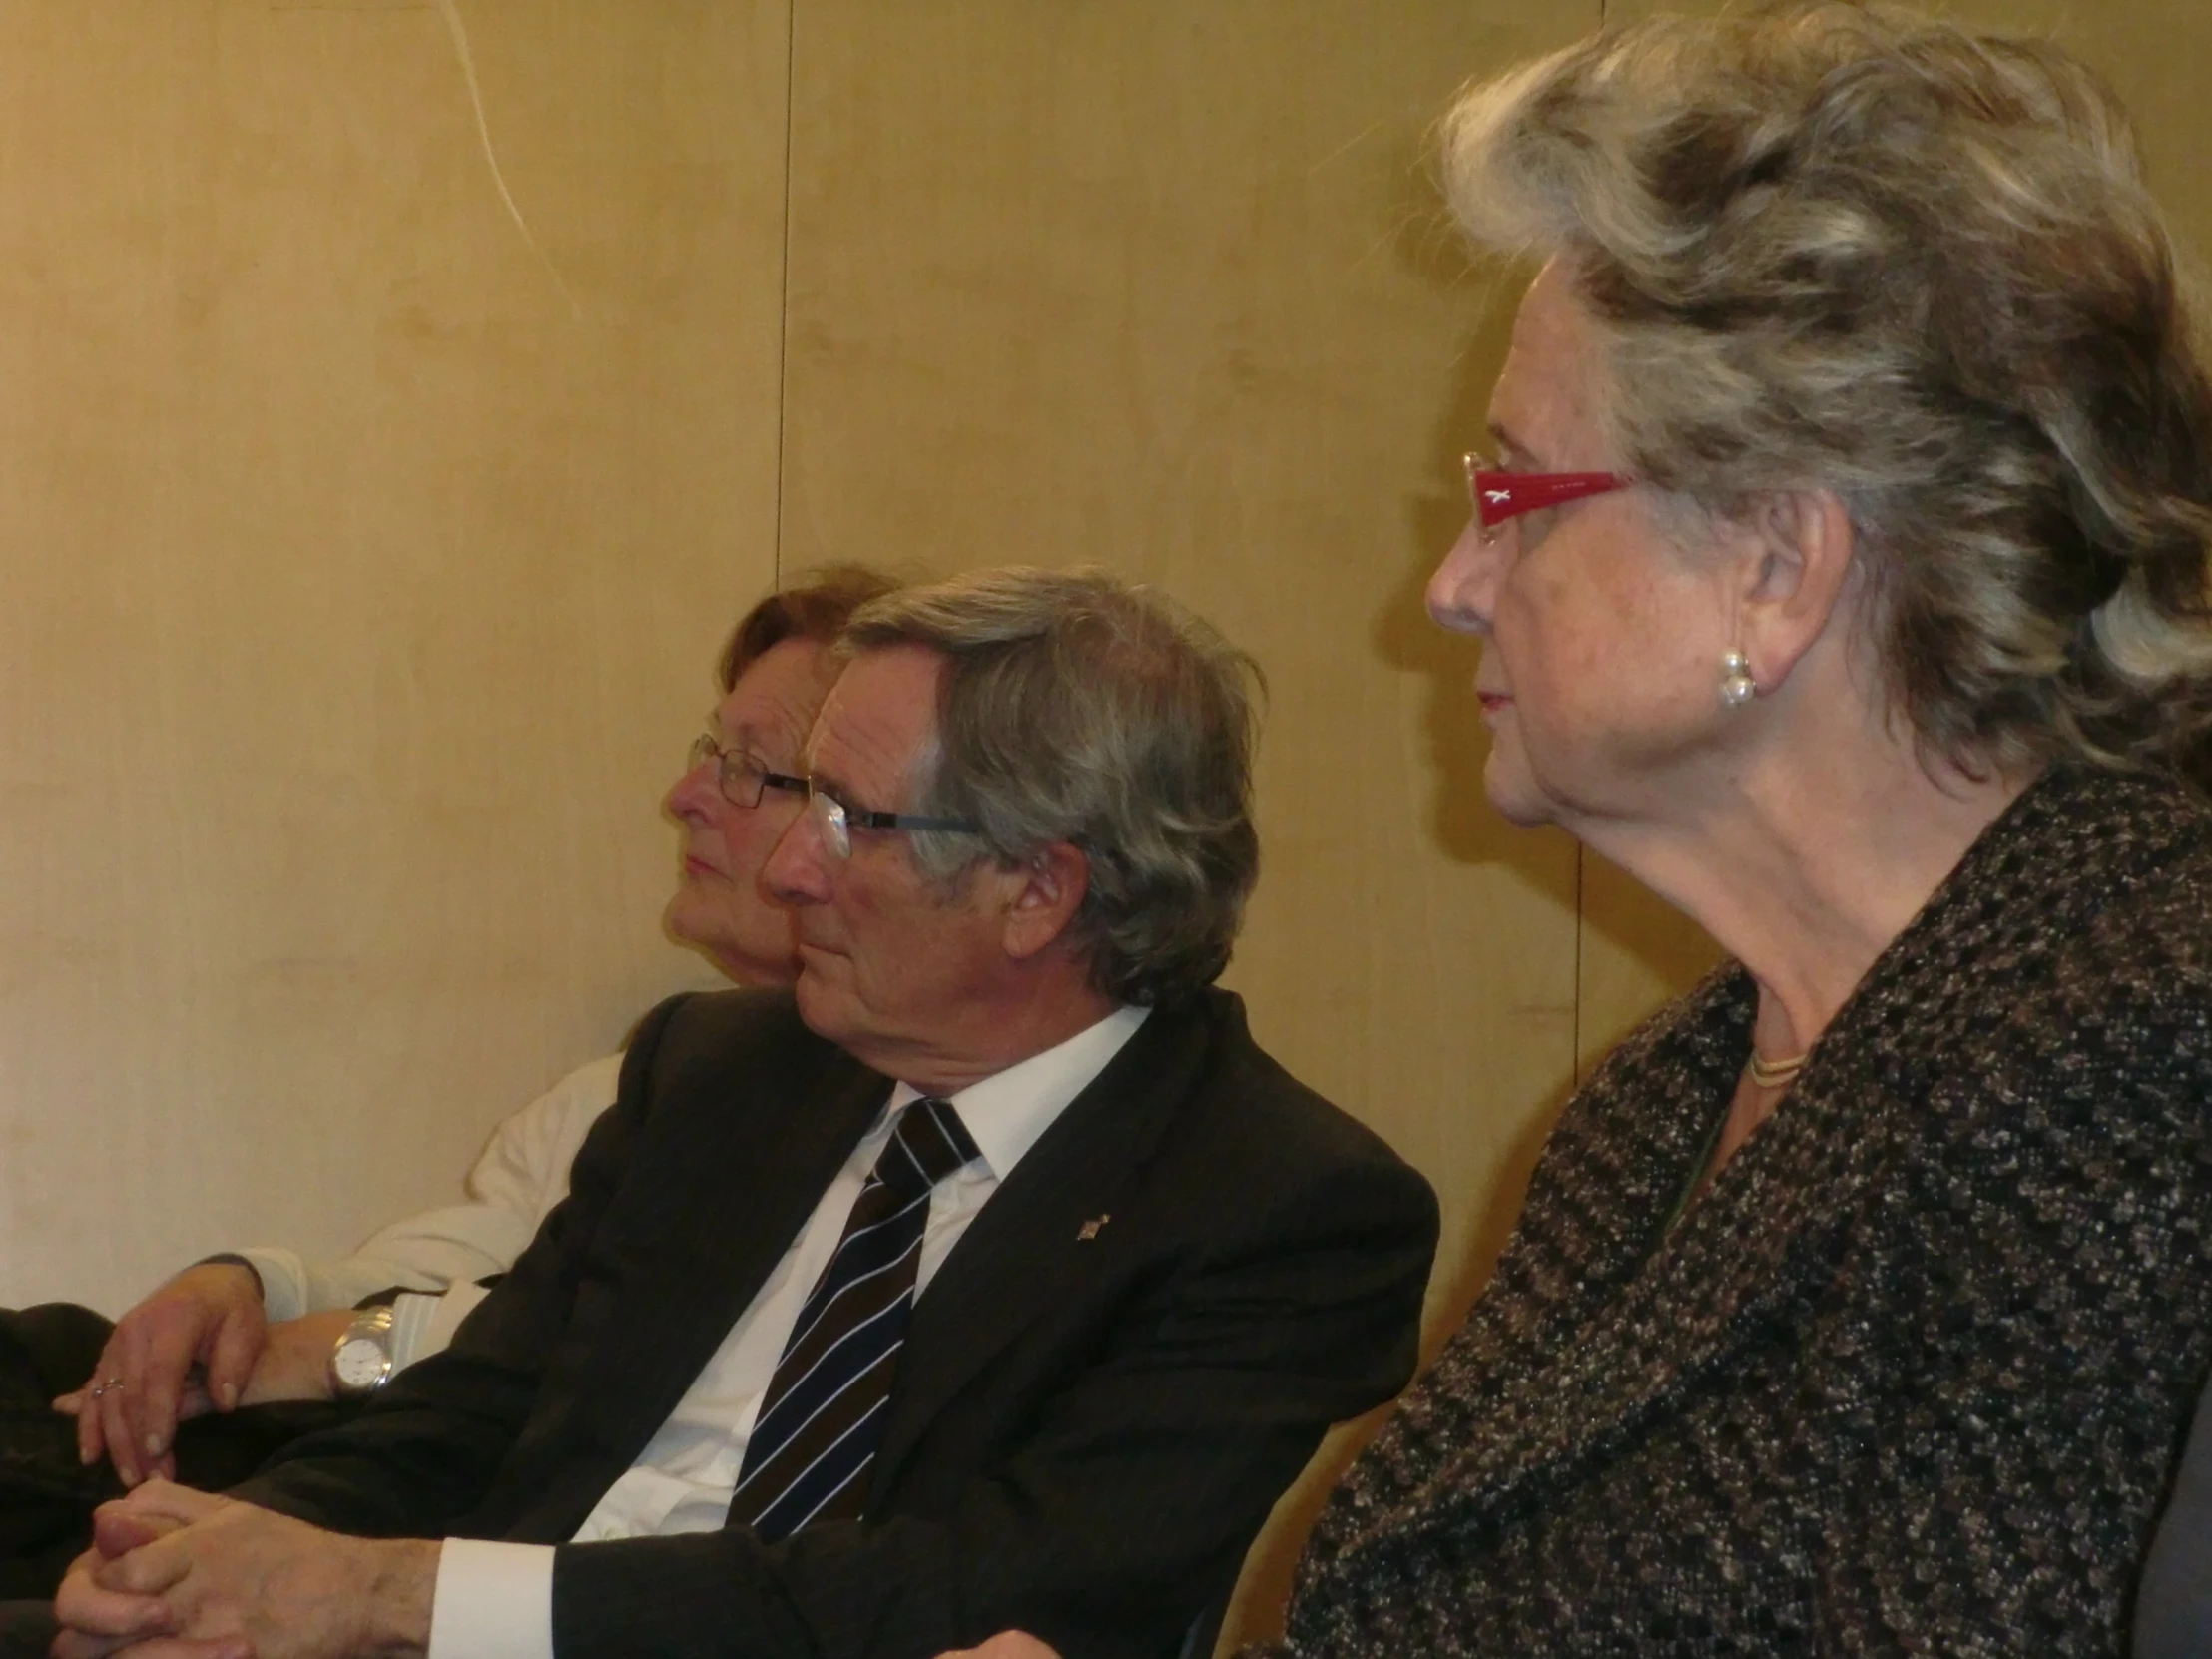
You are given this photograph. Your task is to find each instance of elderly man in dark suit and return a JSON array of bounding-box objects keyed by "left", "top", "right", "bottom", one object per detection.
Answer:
[{"left": 48, "top": 567, "right": 1439, "bottom": 1659}]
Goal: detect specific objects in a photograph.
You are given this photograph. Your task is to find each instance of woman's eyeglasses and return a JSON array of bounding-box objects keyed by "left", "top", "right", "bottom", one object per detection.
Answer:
[
  {"left": 687, "top": 734, "right": 808, "bottom": 809},
  {"left": 1463, "top": 452, "right": 1631, "bottom": 544},
  {"left": 687, "top": 734, "right": 985, "bottom": 860}
]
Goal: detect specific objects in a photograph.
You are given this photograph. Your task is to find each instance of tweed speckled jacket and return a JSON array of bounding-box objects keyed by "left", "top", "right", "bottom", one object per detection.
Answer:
[{"left": 1261, "top": 766, "right": 2212, "bottom": 1657}]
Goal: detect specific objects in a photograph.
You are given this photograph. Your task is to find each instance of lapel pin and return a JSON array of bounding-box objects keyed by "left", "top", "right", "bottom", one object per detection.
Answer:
[{"left": 1077, "top": 1214, "right": 1111, "bottom": 1241}]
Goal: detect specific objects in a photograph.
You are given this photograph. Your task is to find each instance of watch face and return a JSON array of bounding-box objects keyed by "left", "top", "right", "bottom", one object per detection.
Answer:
[{"left": 333, "top": 1338, "right": 389, "bottom": 1392}]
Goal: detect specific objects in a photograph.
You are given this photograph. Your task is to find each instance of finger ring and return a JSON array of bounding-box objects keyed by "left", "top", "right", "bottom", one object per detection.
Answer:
[{"left": 89, "top": 1376, "right": 125, "bottom": 1397}]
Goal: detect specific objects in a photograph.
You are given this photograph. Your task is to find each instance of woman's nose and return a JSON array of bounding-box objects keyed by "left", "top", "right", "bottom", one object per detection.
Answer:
[
  {"left": 1425, "top": 515, "right": 1498, "bottom": 635},
  {"left": 665, "top": 754, "right": 721, "bottom": 823}
]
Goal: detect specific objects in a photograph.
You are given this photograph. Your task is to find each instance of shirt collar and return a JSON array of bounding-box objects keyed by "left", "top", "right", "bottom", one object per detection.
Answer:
[{"left": 886, "top": 1004, "right": 1151, "bottom": 1181}]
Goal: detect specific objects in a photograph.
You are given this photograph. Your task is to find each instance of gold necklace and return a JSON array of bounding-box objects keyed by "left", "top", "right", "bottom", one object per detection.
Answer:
[{"left": 1746, "top": 1048, "right": 1810, "bottom": 1089}]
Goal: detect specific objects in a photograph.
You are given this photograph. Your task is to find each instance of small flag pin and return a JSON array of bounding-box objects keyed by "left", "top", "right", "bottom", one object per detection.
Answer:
[{"left": 1077, "top": 1214, "right": 1111, "bottom": 1241}]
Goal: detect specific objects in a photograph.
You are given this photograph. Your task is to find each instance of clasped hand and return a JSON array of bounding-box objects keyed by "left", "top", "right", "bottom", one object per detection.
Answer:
[{"left": 52, "top": 1480, "right": 435, "bottom": 1659}]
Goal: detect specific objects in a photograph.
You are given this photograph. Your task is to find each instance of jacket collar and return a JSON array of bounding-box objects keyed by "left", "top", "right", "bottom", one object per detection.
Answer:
[
  {"left": 1319, "top": 765, "right": 2177, "bottom": 1566},
  {"left": 868, "top": 991, "right": 1231, "bottom": 1493},
  {"left": 576, "top": 1025, "right": 893, "bottom": 1461}
]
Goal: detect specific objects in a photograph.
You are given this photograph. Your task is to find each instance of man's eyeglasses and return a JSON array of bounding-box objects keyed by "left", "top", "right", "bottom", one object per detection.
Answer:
[
  {"left": 1463, "top": 452, "right": 1631, "bottom": 544},
  {"left": 803, "top": 779, "right": 983, "bottom": 861},
  {"left": 688, "top": 734, "right": 808, "bottom": 809}
]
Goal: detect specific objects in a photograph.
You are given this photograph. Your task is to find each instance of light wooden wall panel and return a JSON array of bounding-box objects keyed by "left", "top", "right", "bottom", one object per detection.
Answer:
[
  {"left": 0, "top": 0, "right": 790, "bottom": 1313},
  {"left": 17, "top": 0, "right": 2196, "bottom": 1644},
  {"left": 783, "top": 0, "right": 1599, "bottom": 1347}
]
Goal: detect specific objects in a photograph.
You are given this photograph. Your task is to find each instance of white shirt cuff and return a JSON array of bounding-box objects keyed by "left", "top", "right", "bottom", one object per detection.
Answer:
[
  {"left": 386, "top": 1293, "right": 441, "bottom": 1373},
  {"left": 236, "top": 1247, "right": 309, "bottom": 1322},
  {"left": 388, "top": 1281, "right": 490, "bottom": 1371},
  {"left": 427, "top": 1537, "right": 556, "bottom": 1659}
]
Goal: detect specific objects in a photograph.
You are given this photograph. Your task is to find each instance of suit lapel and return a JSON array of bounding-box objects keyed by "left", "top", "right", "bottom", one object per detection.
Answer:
[
  {"left": 867, "top": 996, "right": 1221, "bottom": 1493},
  {"left": 570, "top": 1032, "right": 894, "bottom": 1463},
  {"left": 1417, "top": 1054, "right": 1893, "bottom": 1538},
  {"left": 1361, "top": 803, "right": 2024, "bottom": 1557}
]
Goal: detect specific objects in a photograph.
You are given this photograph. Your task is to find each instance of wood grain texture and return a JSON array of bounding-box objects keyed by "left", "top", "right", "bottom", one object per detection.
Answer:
[
  {"left": 0, "top": 0, "right": 789, "bottom": 1313},
  {"left": 783, "top": 0, "right": 1601, "bottom": 1343},
  {"left": 13, "top": 0, "right": 2199, "bottom": 1644}
]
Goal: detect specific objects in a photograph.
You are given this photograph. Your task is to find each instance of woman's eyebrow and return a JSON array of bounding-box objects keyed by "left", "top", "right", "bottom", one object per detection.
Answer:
[{"left": 1487, "top": 418, "right": 1536, "bottom": 467}]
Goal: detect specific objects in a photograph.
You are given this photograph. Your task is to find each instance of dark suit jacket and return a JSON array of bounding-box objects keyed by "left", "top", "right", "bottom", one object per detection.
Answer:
[{"left": 235, "top": 987, "right": 1438, "bottom": 1659}]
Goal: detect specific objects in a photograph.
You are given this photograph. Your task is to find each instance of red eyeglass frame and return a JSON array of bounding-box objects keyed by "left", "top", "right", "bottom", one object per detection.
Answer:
[{"left": 1463, "top": 452, "right": 1632, "bottom": 536}]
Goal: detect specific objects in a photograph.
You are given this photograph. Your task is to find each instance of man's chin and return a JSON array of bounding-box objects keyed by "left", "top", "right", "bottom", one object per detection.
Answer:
[
  {"left": 796, "top": 973, "right": 862, "bottom": 1052},
  {"left": 790, "top": 967, "right": 851, "bottom": 1041}
]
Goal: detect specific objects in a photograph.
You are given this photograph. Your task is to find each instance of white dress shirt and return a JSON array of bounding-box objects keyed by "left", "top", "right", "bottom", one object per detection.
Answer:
[
  {"left": 245, "top": 1053, "right": 623, "bottom": 1352},
  {"left": 427, "top": 1005, "right": 1149, "bottom": 1659}
]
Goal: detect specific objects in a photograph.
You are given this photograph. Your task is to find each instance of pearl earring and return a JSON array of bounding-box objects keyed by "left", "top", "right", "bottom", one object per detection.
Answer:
[{"left": 1720, "top": 650, "right": 1757, "bottom": 708}]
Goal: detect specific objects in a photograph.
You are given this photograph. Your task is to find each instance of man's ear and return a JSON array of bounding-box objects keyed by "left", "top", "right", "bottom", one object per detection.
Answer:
[
  {"left": 1736, "top": 486, "right": 1856, "bottom": 694},
  {"left": 999, "top": 841, "right": 1091, "bottom": 962}
]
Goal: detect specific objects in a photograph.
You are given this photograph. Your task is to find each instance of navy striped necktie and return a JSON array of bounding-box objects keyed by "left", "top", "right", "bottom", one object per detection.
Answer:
[{"left": 728, "top": 1095, "right": 980, "bottom": 1540}]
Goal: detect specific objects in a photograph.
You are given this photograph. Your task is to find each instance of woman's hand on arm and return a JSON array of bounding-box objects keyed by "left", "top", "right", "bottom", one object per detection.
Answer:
[{"left": 53, "top": 1262, "right": 269, "bottom": 1486}]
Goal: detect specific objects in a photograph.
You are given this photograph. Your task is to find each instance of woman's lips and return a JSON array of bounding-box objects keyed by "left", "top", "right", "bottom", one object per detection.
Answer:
[
  {"left": 1477, "top": 691, "right": 1512, "bottom": 714},
  {"left": 682, "top": 854, "right": 723, "bottom": 879}
]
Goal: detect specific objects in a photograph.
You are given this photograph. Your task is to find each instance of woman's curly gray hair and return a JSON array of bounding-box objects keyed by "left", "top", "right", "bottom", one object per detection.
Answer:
[
  {"left": 839, "top": 566, "right": 1263, "bottom": 1006},
  {"left": 1443, "top": 1, "right": 2212, "bottom": 784}
]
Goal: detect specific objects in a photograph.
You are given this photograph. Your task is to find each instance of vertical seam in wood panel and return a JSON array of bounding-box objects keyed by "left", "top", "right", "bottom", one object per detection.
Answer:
[{"left": 772, "top": 0, "right": 799, "bottom": 585}]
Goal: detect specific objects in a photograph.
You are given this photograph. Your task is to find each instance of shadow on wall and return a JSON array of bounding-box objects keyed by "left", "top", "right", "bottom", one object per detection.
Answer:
[
  {"left": 1371, "top": 275, "right": 1579, "bottom": 918},
  {"left": 1225, "top": 96, "right": 1726, "bottom": 1659},
  {"left": 1372, "top": 250, "right": 1721, "bottom": 1021},
  {"left": 1369, "top": 194, "right": 1586, "bottom": 1327},
  {"left": 1424, "top": 1065, "right": 1573, "bottom": 1343}
]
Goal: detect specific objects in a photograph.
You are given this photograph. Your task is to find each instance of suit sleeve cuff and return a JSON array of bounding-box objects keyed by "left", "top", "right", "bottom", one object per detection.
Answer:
[{"left": 427, "top": 1538, "right": 555, "bottom": 1659}]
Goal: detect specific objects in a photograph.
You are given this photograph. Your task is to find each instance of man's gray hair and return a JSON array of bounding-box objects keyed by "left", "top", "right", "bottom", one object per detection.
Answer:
[
  {"left": 1443, "top": 2, "right": 2212, "bottom": 785},
  {"left": 840, "top": 567, "right": 1263, "bottom": 1005}
]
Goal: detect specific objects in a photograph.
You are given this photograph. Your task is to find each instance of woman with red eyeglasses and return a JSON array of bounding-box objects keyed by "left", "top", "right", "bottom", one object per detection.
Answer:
[{"left": 943, "top": 7, "right": 2212, "bottom": 1658}]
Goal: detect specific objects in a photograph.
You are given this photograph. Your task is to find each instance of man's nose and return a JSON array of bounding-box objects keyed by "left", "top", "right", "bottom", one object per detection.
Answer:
[
  {"left": 762, "top": 803, "right": 830, "bottom": 905},
  {"left": 1425, "top": 515, "right": 1499, "bottom": 637}
]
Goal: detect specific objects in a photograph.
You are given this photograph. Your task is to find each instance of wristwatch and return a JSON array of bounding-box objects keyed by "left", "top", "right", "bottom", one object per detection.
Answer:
[{"left": 328, "top": 1305, "right": 397, "bottom": 1400}]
